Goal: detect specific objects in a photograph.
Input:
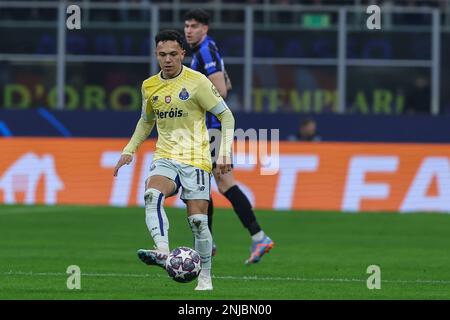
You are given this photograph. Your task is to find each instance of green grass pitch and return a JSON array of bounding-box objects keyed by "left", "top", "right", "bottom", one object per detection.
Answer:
[{"left": 1, "top": 205, "right": 450, "bottom": 299}]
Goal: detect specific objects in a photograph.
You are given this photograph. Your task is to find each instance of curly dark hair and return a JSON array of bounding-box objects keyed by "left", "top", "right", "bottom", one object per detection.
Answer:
[
  {"left": 184, "top": 9, "right": 210, "bottom": 25},
  {"left": 154, "top": 29, "right": 185, "bottom": 48}
]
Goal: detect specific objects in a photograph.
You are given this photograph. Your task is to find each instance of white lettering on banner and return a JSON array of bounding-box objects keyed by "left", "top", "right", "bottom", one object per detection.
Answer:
[
  {"left": 342, "top": 156, "right": 398, "bottom": 212},
  {"left": 401, "top": 157, "right": 450, "bottom": 212},
  {"left": 0, "top": 152, "right": 63, "bottom": 204},
  {"left": 101, "top": 151, "right": 135, "bottom": 206},
  {"left": 137, "top": 152, "right": 154, "bottom": 206},
  {"left": 100, "top": 151, "right": 450, "bottom": 213},
  {"left": 273, "top": 155, "right": 319, "bottom": 210}
]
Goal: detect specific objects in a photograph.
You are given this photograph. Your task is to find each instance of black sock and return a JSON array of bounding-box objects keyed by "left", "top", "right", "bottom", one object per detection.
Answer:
[
  {"left": 224, "top": 185, "right": 262, "bottom": 236},
  {"left": 207, "top": 197, "right": 214, "bottom": 234}
]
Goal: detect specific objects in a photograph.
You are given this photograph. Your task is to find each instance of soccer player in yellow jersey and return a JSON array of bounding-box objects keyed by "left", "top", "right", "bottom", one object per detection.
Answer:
[{"left": 113, "top": 30, "right": 235, "bottom": 291}]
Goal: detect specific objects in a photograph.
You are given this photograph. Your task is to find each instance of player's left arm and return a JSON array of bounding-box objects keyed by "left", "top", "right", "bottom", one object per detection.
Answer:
[
  {"left": 211, "top": 103, "right": 234, "bottom": 174},
  {"left": 200, "top": 46, "right": 228, "bottom": 98},
  {"left": 196, "top": 76, "right": 235, "bottom": 174}
]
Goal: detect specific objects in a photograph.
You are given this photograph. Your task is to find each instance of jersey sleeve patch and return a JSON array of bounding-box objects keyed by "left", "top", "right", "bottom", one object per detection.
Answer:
[{"left": 211, "top": 84, "right": 221, "bottom": 98}]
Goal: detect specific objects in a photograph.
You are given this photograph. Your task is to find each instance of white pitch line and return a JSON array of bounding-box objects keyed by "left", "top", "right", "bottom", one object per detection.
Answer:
[
  {"left": 3, "top": 271, "right": 450, "bottom": 285},
  {"left": 0, "top": 207, "right": 92, "bottom": 216}
]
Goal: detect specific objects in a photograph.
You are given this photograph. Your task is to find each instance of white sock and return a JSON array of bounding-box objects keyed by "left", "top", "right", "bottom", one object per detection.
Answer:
[
  {"left": 144, "top": 188, "right": 169, "bottom": 253},
  {"left": 188, "top": 214, "right": 212, "bottom": 273},
  {"left": 251, "top": 230, "right": 265, "bottom": 242},
  {"left": 199, "top": 268, "right": 211, "bottom": 279}
]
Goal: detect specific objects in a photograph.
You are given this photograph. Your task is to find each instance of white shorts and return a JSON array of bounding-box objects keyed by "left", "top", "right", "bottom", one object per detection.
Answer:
[{"left": 148, "top": 158, "right": 211, "bottom": 201}]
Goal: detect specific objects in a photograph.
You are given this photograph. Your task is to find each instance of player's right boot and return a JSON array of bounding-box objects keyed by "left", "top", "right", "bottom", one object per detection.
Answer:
[
  {"left": 137, "top": 249, "right": 168, "bottom": 269},
  {"left": 245, "top": 235, "right": 274, "bottom": 265},
  {"left": 195, "top": 273, "right": 213, "bottom": 291}
]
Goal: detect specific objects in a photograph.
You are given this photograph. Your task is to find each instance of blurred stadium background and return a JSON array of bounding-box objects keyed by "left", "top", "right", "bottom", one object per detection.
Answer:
[
  {"left": 1, "top": 0, "right": 450, "bottom": 300},
  {"left": 1, "top": 0, "right": 450, "bottom": 211}
]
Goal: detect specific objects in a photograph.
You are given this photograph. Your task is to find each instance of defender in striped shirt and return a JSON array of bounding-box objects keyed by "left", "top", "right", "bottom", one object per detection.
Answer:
[{"left": 184, "top": 9, "right": 274, "bottom": 265}]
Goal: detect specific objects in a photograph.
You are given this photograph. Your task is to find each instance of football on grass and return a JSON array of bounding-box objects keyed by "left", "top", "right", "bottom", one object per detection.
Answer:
[{"left": 165, "top": 247, "right": 201, "bottom": 283}]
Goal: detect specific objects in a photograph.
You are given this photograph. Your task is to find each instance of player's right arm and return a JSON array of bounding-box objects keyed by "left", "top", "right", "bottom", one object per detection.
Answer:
[
  {"left": 197, "top": 47, "right": 228, "bottom": 98},
  {"left": 114, "top": 85, "right": 155, "bottom": 177},
  {"left": 196, "top": 75, "right": 235, "bottom": 175}
]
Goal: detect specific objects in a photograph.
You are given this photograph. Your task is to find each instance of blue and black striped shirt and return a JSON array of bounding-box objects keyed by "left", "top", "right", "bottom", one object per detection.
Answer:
[{"left": 190, "top": 36, "right": 225, "bottom": 130}]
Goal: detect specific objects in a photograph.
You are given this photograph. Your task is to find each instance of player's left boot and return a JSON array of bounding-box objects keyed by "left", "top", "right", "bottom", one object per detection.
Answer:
[
  {"left": 195, "top": 273, "right": 213, "bottom": 291},
  {"left": 211, "top": 243, "right": 217, "bottom": 257},
  {"left": 245, "top": 235, "right": 274, "bottom": 265},
  {"left": 137, "top": 249, "right": 167, "bottom": 269}
]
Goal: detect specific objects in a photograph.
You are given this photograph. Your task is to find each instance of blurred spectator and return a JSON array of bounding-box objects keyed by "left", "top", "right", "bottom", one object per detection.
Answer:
[
  {"left": 405, "top": 76, "right": 430, "bottom": 114},
  {"left": 288, "top": 117, "right": 322, "bottom": 141}
]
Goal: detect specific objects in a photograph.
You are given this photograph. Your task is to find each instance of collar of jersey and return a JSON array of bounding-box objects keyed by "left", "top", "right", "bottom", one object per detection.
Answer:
[
  {"left": 191, "top": 35, "right": 210, "bottom": 53},
  {"left": 159, "top": 66, "right": 185, "bottom": 82}
]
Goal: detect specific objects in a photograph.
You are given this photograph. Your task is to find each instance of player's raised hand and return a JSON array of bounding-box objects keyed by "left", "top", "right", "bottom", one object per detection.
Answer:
[
  {"left": 113, "top": 154, "right": 133, "bottom": 177},
  {"left": 215, "top": 155, "right": 232, "bottom": 176}
]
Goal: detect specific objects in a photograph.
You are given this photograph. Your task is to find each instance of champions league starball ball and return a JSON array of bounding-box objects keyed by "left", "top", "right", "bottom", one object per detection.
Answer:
[{"left": 165, "top": 247, "right": 202, "bottom": 283}]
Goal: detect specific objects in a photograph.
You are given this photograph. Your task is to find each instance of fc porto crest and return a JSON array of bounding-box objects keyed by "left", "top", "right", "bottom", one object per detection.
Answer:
[
  {"left": 179, "top": 88, "right": 190, "bottom": 101},
  {"left": 165, "top": 96, "right": 171, "bottom": 104}
]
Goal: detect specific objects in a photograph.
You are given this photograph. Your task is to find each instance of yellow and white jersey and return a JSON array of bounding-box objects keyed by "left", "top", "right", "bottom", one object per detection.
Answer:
[{"left": 141, "top": 66, "right": 223, "bottom": 173}]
